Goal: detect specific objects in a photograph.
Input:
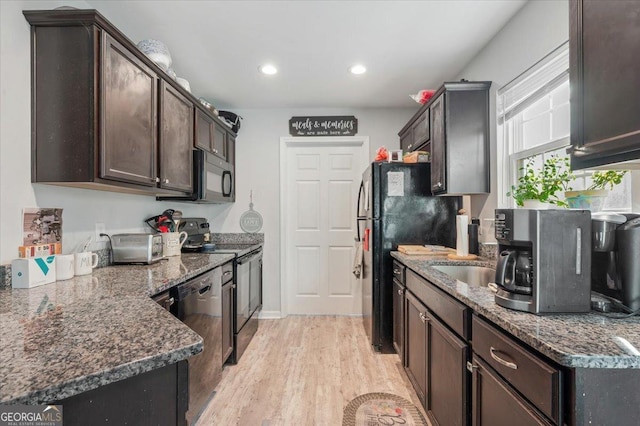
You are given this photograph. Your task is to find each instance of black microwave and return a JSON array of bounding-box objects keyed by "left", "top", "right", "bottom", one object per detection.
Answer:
[{"left": 157, "top": 149, "right": 234, "bottom": 203}]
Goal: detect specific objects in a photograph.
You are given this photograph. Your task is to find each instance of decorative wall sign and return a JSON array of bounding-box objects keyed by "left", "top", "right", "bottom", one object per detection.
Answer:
[
  {"left": 240, "top": 191, "right": 263, "bottom": 233},
  {"left": 289, "top": 116, "right": 358, "bottom": 136}
]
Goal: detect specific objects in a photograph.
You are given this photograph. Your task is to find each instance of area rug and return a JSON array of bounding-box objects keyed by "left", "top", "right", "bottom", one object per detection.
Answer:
[{"left": 342, "top": 392, "right": 428, "bottom": 426}]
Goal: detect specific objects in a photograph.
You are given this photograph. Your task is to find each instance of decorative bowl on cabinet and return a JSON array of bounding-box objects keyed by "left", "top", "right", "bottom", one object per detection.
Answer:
[
  {"left": 176, "top": 77, "right": 191, "bottom": 92},
  {"left": 136, "top": 39, "right": 172, "bottom": 71}
]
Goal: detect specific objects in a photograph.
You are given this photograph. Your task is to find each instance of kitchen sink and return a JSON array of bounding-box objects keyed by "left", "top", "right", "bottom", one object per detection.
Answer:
[{"left": 432, "top": 265, "right": 496, "bottom": 287}]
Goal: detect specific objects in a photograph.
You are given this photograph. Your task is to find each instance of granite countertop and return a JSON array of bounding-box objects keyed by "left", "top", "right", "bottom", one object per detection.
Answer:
[
  {"left": 392, "top": 252, "right": 640, "bottom": 369},
  {"left": 0, "top": 252, "right": 236, "bottom": 404}
]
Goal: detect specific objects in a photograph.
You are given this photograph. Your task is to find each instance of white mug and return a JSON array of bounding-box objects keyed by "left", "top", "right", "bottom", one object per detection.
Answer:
[
  {"left": 56, "top": 254, "right": 75, "bottom": 281},
  {"left": 162, "top": 231, "right": 188, "bottom": 257},
  {"left": 74, "top": 252, "right": 98, "bottom": 276}
]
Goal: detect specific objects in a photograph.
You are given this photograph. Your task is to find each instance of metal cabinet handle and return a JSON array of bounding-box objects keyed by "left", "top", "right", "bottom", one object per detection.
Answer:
[
  {"left": 436, "top": 182, "right": 442, "bottom": 188},
  {"left": 466, "top": 361, "right": 478, "bottom": 372},
  {"left": 397, "top": 289, "right": 403, "bottom": 295},
  {"left": 223, "top": 271, "right": 233, "bottom": 277},
  {"left": 155, "top": 177, "right": 160, "bottom": 183},
  {"left": 490, "top": 347, "right": 518, "bottom": 370},
  {"left": 393, "top": 268, "right": 401, "bottom": 274},
  {"left": 163, "top": 178, "right": 169, "bottom": 184},
  {"left": 419, "top": 312, "right": 428, "bottom": 323}
]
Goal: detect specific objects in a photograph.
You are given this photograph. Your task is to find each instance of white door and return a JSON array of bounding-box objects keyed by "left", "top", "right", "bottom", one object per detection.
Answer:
[{"left": 283, "top": 140, "right": 366, "bottom": 315}]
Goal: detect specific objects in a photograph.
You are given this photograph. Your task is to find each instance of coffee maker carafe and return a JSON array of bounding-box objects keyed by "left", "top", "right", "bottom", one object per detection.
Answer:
[
  {"left": 591, "top": 213, "right": 640, "bottom": 311},
  {"left": 494, "top": 209, "right": 592, "bottom": 314}
]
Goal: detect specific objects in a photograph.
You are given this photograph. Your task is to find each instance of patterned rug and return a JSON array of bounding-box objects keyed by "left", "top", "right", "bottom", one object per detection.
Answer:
[{"left": 342, "top": 393, "right": 428, "bottom": 426}]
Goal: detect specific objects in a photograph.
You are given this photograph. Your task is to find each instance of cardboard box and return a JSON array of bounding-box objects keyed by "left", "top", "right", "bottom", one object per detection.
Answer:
[
  {"left": 18, "top": 243, "right": 62, "bottom": 258},
  {"left": 11, "top": 256, "right": 57, "bottom": 288}
]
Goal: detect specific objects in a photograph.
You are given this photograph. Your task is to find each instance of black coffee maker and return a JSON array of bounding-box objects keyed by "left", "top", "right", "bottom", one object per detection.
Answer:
[
  {"left": 494, "top": 209, "right": 592, "bottom": 314},
  {"left": 591, "top": 213, "right": 640, "bottom": 311}
]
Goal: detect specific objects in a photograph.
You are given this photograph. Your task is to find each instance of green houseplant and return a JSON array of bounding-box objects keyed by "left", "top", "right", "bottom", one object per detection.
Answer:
[
  {"left": 565, "top": 170, "right": 628, "bottom": 211},
  {"left": 508, "top": 156, "right": 574, "bottom": 207}
]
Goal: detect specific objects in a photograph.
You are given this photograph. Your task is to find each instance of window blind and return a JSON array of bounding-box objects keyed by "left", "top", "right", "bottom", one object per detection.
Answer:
[{"left": 497, "top": 42, "right": 569, "bottom": 125}]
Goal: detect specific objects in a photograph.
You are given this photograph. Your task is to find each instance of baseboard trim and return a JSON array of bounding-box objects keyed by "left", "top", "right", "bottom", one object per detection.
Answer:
[{"left": 258, "top": 310, "right": 282, "bottom": 319}]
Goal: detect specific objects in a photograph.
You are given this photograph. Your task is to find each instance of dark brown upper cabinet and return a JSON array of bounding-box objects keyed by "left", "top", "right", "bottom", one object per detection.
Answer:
[
  {"left": 430, "top": 82, "right": 491, "bottom": 195},
  {"left": 569, "top": 0, "right": 640, "bottom": 169},
  {"left": 194, "top": 105, "right": 235, "bottom": 164},
  {"left": 399, "top": 108, "right": 430, "bottom": 153},
  {"left": 101, "top": 33, "right": 158, "bottom": 187},
  {"left": 159, "top": 81, "right": 193, "bottom": 192},
  {"left": 25, "top": 9, "right": 197, "bottom": 196},
  {"left": 399, "top": 81, "right": 491, "bottom": 195},
  {"left": 213, "top": 124, "right": 227, "bottom": 160}
]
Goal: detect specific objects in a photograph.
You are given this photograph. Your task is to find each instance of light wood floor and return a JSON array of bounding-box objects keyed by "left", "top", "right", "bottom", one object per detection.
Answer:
[{"left": 197, "top": 316, "right": 428, "bottom": 425}]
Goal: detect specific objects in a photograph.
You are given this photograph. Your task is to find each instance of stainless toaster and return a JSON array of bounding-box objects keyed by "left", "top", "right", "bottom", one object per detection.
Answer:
[{"left": 111, "top": 234, "right": 164, "bottom": 264}]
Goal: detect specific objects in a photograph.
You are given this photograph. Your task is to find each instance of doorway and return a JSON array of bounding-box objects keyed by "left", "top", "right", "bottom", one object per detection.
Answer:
[{"left": 280, "top": 136, "right": 369, "bottom": 316}]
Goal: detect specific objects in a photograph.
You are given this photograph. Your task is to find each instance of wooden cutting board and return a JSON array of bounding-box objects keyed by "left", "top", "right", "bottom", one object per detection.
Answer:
[{"left": 397, "top": 245, "right": 456, "bottom": 256}]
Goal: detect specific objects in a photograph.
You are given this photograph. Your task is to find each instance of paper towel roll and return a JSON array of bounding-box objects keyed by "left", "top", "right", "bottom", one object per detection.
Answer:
[{"left": 456, "top": 215, "right": 469, "bottom": 256}]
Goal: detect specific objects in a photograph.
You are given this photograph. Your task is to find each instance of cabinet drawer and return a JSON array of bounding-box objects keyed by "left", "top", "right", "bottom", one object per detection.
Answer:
[
  {"left": 472, "top": 315, "right": 561, "bottom": 424},
  {"left": 406, "top": 269, "right": 469, "bottom": 339},
  {"left": 392, "top": 260, "right": 405, "bottom": 284},
  {"left": 221, "top": 261, "right": 234, "bottom": 284},
  {"left": 411, "top": 109, "right": 430, "bottom": 147}
]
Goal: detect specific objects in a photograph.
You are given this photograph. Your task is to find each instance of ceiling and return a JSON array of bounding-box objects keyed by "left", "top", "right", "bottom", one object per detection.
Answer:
[{"left": 86, "top": 0, "right": 527, "bottom": 109}]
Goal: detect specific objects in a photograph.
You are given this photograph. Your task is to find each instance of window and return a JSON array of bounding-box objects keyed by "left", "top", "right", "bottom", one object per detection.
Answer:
[{"left": 497, "top": 42, "right": 632, "bottom": 210}]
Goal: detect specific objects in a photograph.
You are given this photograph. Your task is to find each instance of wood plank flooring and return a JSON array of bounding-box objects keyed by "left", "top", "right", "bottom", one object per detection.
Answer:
[{"left": 197, "top": 316, "right": 428, "bottom": 425}]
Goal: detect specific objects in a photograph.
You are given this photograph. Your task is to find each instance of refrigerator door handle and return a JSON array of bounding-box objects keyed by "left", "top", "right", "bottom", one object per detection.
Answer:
[{"left": 356, "top": 180, "right": 365, "bottom": 241}]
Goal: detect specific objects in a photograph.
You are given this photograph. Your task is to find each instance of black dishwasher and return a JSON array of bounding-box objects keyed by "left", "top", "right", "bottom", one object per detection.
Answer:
[{"left": 171, "top": 265, "right": 231, "bottom": 425}]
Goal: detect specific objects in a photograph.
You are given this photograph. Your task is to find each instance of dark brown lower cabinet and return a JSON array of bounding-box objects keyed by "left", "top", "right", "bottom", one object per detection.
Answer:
[
  {"left": 222, "top": 281, "right": 234, "bottom": 364},
  {"left": 392, "top": 278, "right": 405, "bottom": 364},
  {"left": 405, "top": 291, "right": 427, "bottom": 406},
  {"left": 427, "top": 315, "right": 469, "bottom": 426},
  {"left": 472, "top": 355, "right": 552, "bottom": 426},
  {"left": 56, "top": 361, "right": 188, "bottom": 426}
]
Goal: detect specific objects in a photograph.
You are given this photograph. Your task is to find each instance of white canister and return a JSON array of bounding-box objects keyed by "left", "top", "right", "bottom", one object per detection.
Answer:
[
  {"left": 161, "top": 231, "right": 188, "bottom": 257},
  {"left": 55, "top": 254, "right": 75, "bottom": 281},
  {"left": 74, "top": 252, "right": 98, "bottom": 276}
]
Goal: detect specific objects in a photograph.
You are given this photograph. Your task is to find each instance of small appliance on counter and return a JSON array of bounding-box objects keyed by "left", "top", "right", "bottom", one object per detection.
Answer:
[
  {"left": 178, "top": 218, "right": 210, "bottom": 252},
  {"left": 591, "top": 213, "right": 640, "bottom": 312},
  {"left": 111, "top": 234, "right": 163, "bottom": 264},
  {"left": 494, "top": 208, "right": 592, "bottom": 314}
]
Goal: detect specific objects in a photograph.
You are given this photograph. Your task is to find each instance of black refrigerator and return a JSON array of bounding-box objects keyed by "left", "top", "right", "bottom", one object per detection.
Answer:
[{"left": 358, "top": 162, "right": 460, "bottom": 353}]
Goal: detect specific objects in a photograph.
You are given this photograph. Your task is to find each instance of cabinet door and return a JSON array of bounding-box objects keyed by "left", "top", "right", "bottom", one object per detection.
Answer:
[
  {"left": 430, "top": 94, "right": 446, "bottom": 193},
  {"left": 570, "top": 0, "right": 640, "bottom": 169},
  {"left": 195, "top": 109, "right": 214, "bottom": 152},
  {"left": 159, "top": 81, "right": 193, "bottom": 193},
  {"left": 472, "top": 356, "right": 551, "bottom": 426},
  {"left": 101, "top": 33, "right": 157, "bottom": 186},
  {"left": 427, "top": 315, "right": 468, "bottom": 426},
  {"left": 213, "top": 124, "right": 227, "bottom": 160},
  {"left": 227, "top": 134, "right": 236, "bottom": 167},
  {"left": 405, "top": 291, "right": 428, "bottom": 407},
  {"left": 393, "top": 279, "right": 405, "bottom": 365},
  {"left": 222, "top": 281, "right": 234, "bottom": 364},
  {"left": 400, "top": 128, "right": 414, "bottom": 152},
  {"left": 412, "top": 109, "right": 430, "bottom": 148}
]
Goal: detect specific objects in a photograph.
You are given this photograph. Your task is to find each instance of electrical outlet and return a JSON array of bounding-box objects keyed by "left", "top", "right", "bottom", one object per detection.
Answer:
[{"left": 95, "top": 222, "right": 106, "bottom": 241}]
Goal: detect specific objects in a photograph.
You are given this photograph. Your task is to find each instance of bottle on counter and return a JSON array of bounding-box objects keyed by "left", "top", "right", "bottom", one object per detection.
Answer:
[{"left": 468, "top": 217, "right": 480, "bottom": 256}]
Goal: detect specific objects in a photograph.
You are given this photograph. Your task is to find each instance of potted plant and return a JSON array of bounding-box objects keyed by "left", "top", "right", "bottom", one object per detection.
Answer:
[
  {"left": 565, "top": 170, "right": 627, "bottom": 211},
  {"left": 508, "top": 156, "right": 574, "bottom": 208}
]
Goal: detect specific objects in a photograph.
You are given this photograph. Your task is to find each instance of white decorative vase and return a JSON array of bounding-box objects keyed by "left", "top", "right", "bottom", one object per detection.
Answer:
[
  {"left": 521, "top": 199, "right": 552, "bottom": 209},
  {"left": 136, "top": 39, "right": 172, "bottom": 71}
]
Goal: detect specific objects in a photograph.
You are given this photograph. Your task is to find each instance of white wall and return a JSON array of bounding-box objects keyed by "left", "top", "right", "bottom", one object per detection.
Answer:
[
  {"left": 0, "top": 0, "right": 414, "bottom": 313},
  {"left": 455, "top": 0, "right": 570, "bottom": 240}
]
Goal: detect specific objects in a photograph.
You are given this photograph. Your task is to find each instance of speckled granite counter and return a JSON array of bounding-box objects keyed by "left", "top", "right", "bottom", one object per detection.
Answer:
[
  {"left": 392, "top": 252, "right": 640, "bottom": 369},
  {"left": 0, "top": 252, "right": 236, "bottom": 404}
]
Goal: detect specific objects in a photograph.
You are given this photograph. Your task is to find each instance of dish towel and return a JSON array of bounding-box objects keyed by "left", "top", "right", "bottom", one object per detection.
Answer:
[{"left": 352, "top": 241, "right": 363, "bottom": 278}]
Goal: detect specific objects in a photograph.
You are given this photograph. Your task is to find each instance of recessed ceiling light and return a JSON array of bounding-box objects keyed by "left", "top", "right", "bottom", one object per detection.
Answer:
[
  {"left": 259, "top": 64, "right": 278, "bottom": 75},
  {"left": 350, "top": 64, "right": 367, "bottom": 75}
]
